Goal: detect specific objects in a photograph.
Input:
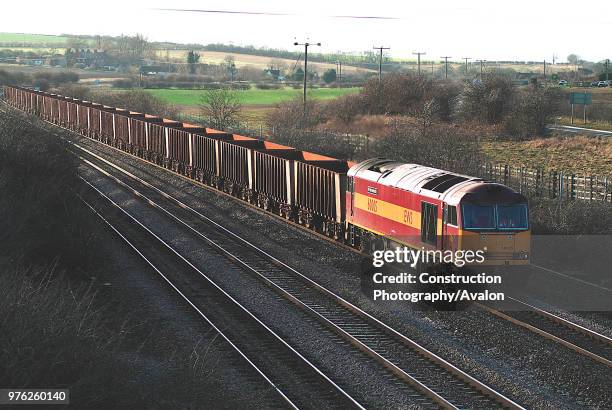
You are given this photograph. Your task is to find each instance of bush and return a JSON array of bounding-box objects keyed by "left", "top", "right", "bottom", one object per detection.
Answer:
[
  {"left": 505, "top": 86, "right": 562, "bottom": 137},
  {"left": 112, "top": 77, "right": 136, "bottom": 88},
  {"left": 91, "top": 90, "right": 178, "bottom": 118},
  {"left": 456, "top": 75, "right": 514, "bottom": 123},
  {"left": 375, "top": 120, "right": 484, "bottom": 176},
  {"left": 255, "top": 82, "right": 282, "bottom": 90},
  {"left": 326, "top": 94, "right": 365, "bottom": 124},
  {"left": 53, "top": 84, "right": 92, "bottom": 100},
  {"left": 359, "top": 73, "right": 431, "bottom": 115},
  {"left": 529, "top": 197, "right": 612, "bottom": 234},
  {"left": 266, "top": 98, "right": 327, "bottom": 131}
]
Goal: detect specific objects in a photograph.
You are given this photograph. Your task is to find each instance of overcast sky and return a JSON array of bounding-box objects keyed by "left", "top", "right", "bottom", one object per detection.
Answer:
[{"left": 4, "top": 0, "right": 610, "bottom": 62}]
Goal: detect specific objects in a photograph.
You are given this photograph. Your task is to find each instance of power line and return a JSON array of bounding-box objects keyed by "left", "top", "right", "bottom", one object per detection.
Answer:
[
  {"left": 294, "top": 40, "right": 321, "bottom": 105},
  {"left": 373, "top": 46, "right": 390, "bottom": 80},
  {"left": 440, "top": 56, "right": 452, "bottom": 79},
  {"left": 412, "top": 51, "right": 425, "bottom": 76}
]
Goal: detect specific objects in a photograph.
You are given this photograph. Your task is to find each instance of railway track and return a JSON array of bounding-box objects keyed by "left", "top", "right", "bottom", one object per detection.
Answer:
[
  {"left": 479, "top": 298, "right": 612, "bottom": 368},
  {"left": 79, "top": 176, "right": 364, "bottom": 410},
  {"left": 73, "top": 137, "right": 523, "bottom": 409},
  {"left": 4, "top": 102, "right": 611, "bottom": 407}
]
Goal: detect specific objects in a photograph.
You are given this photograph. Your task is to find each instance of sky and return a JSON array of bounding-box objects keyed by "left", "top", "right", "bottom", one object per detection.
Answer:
[{"left": 3, "top": 0, "right": 611, "bottom": 62}]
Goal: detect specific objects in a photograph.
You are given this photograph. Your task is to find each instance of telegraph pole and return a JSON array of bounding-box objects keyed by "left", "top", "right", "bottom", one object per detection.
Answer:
[
  {"left": 463, "top": 57, "right": 471, "bottom": 76},
  {"left": 373, "top": 46, "right": 390, "bottom": 80},
  {"left": 606, "top": 59, "right": 610, "bottom": 83},
  {"left": 440, "top": 56, "right": 452, "bottom": 79},
  {"left": 477, "top": 59, "right": 486, "bottom": 79},
  {"left": 412, "top": 51, "right": 426, "bottom": 76},
  {"left": 543, "top": 60, "right": 546, "bottom": 84},
  {"left": 294, "top": 41, "right": 321, "bottom": 105}
]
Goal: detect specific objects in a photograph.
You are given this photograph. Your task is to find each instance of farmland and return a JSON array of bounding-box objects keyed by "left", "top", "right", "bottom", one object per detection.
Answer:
[
  {"left": 146, "top": 87, "right": 361, "bottom": 107},
  {"left": 0, "top": 32, "right": 70, "bottom": 45}
]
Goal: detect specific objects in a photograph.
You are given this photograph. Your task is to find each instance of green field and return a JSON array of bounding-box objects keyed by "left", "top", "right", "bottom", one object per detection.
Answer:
[
  {"left": 0, "top": 32, "right": 69, "bottom": 45},
  {"left": 146, "top": 87, "right": 361, "bottom": 106}
]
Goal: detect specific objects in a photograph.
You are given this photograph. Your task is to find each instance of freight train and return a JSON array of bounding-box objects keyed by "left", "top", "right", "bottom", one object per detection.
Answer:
[{"left": 3, "top": 85, "right": 531, "bottom": 267}]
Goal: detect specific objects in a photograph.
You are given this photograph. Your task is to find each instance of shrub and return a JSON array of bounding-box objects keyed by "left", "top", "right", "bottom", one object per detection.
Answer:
[
  {"left": 91, "top": 90, "right": 178, "bottom": 118},
  {"left": 112, "top": 77, "right": 136, "bottom": 88},
  {"left": 456, "top": 75, "right": 514, "bottom": 123},
  {"left": 505, "top": 86, "right": 562, "bottom": 137},
  {"left": 375, "top": 120, "right": 484, "bottom": 176},
  {"left": 255, "top": 82, "right": 282, "bottom": 90},
  {"left": 266, "top": 98, "right": 327, "bottom": 130}
]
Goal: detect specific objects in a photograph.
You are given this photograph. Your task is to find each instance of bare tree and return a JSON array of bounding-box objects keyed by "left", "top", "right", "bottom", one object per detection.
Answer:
[{"left": 199, "top": 89, "right": 242, "bottom": 130}]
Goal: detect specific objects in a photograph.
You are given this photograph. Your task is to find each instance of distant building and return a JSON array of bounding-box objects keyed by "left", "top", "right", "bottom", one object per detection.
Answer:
[{"left": 66, "top": 48, "right": 110, "bottom": 68}]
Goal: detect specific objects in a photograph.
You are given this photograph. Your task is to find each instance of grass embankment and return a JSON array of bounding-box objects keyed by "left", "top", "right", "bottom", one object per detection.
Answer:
[
  {"left": 555, "top": 116, "right": 612, "bottom": 132},
  {"left": 0, "top": 110, "right": 264, "bottom": 407},
  {"left": 482, "top": 136, "right": 612, "bottom": 175},
  {"left": 147, "top": 86, "right": 361, "bottom": 107}
]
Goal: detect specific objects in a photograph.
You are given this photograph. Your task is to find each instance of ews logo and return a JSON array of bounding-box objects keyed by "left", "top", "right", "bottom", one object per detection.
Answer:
[
  {"left": 403, "top": 209, "right": 413, "bottom": 224},
  {"left": 367, "top": 198, "right": 378, "bottom": 212}
]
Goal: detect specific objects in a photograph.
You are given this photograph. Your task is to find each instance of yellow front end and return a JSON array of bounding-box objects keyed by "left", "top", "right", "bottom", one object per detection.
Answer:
[{"left": 459, "top": 230, "right": 531, "bottom": 266}]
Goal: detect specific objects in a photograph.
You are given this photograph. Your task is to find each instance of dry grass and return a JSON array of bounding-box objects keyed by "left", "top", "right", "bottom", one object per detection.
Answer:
[{"left": 482, "top": 136, "right": 612, "bottom": 175}]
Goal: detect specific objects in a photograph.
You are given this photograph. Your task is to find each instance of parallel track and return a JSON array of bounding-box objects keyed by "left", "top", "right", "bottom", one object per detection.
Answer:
[
  {"left": 5, "top": 100, "right": 611, "bottom": 406},
  {"left": 79, "top": 176, "right": 365, "bottom": 410},
  {"left": 479, "top": 298, "right": 612, "bottom": 368},
  {"left": 73, "top": 137, "right": 523, "bottom": 410}
]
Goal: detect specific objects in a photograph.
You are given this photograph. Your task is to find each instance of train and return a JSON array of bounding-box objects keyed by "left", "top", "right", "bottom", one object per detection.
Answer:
[{"left": 2, "top": 85, "right": 530, "bottom": 267}]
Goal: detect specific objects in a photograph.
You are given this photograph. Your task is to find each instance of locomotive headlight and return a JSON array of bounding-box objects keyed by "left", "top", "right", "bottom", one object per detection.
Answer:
[{"left": 513, "top": 251, "right": 529, "bottom": 259}]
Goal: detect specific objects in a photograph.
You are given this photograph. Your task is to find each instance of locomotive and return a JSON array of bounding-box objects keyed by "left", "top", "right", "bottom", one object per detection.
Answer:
[{"left": 3, "top": 86, "right": 530, "bottom": 267}]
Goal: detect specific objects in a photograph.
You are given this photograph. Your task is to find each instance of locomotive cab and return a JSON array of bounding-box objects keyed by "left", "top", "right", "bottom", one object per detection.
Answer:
[{"left": 453, "top": 183, "right": 530, "bottom": 266}]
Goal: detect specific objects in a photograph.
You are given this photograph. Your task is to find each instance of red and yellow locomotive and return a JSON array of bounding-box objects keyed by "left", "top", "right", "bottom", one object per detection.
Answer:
[{"left": 345, "top": 159, "right": 530, "bottom": 266}]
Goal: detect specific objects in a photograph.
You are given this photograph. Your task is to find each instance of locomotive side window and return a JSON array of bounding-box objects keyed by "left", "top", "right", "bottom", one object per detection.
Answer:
[
  {"left": 447, "top": 205, "right": 457, "bottom": 226},
  {"left": 421, "top": 202, "right": 438, "bottom": 245}
]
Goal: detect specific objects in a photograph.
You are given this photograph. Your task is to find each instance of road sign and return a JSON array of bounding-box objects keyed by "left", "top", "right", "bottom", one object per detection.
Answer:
[{"left": 570, "top": 92, "right": 592, "bottom": 105}]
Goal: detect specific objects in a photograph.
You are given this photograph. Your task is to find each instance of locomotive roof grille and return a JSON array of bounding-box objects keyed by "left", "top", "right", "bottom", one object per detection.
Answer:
[{"left": 426, "top": 175, "right": 470, "bottom": 193}]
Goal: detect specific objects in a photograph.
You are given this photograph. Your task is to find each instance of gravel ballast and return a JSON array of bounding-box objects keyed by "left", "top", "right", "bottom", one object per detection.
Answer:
[{"left": 43, "top": 122, "right": 612, "bottom": 409}]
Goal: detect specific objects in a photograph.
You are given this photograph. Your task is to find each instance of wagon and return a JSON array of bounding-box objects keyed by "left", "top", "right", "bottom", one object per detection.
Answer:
[
  {"left": 190, "top": 129, "right": 233, "bottom": 184},
  {"left": 294, "top": 152, "right": 351, "bottom": 238},
  {"left": 251, "top": 142, "right": 298, "bottom": 217}
]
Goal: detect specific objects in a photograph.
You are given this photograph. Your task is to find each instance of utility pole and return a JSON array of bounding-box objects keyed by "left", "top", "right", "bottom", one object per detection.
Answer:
[
  {"left": 440, "top": 56, "right": 452, "bottom": 79},
  {"left": 463, "top": 57, "right": 471, "bottom": 76},
  {"left": 543, "top": 60, "right": 546, "bottom": 84},
  {"left": 606, "top": 59, "right": 610, "bottom": 83},
  {"left": 476, "top": 59, "right": 486, "bottom": 79},
  {"left": 336, "top": 59, "right": 342, "bottom": 82},
  {"left": 294, "top": 41, "right": 321, "bottom": 105},
  {"left": 412, "top": 51, "right": 426, "bottom": 76},
  {"left": 373, "top": 46, "right": 390, "bottom": 80}
]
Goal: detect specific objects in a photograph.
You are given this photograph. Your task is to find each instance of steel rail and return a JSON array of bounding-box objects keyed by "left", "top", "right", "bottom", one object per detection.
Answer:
[
  {"left": 478, "top": 298, "right": 612, "bottom": 368},
  {"left": 78, "top": 178, "right": 365, "bottom": 410},
  {"left": 75, "top": 140, "right": 523, "bottom": 410}
]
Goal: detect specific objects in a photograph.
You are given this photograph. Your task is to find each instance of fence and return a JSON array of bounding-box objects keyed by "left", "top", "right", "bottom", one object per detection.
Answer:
[{"left": 481, "top": 163, "right": 611, "bottom": 203}]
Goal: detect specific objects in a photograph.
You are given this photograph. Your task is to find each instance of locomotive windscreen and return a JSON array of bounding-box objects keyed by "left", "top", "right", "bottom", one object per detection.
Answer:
[{"left": 461, "top": 203, "right": 528, "bottom": 231}]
